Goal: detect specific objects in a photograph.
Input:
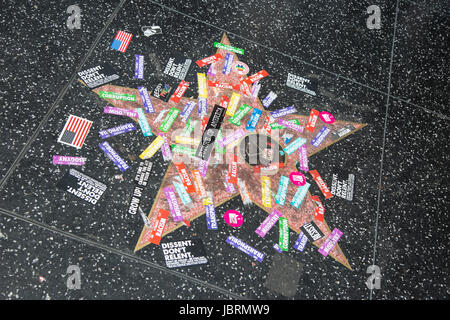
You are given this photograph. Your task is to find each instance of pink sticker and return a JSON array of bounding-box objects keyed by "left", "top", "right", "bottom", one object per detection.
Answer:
[
  {"left": 289, "top": 172, "right": 306, "bottom": 186},
  {"left": 319, "top": 111, "right": 335, "bottom": 124},
  {"left": 224, "top": 210, "right": 244, "bottom": 228}
]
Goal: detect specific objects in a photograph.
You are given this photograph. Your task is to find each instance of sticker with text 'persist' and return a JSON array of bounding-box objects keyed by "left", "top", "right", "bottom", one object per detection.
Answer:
[
  {"left": 161, "top": 238, "right": 208, "bottom": 268},
  {"left": 310, "top": 169, "right": 333, "bottom": 199},
  {"left": 169, "top": 80, "right": 189, "bottom": 104},
  {"left": 57, "top": 169, "right": 106, "bottom": 205},
  {"left": 226, "top": 236, "right": 265, "bottom": 262},
  {"left": 255, "top": 208, "right": 283, "bottom": 238},
  {"left": 99, "top": 141, "right": 129, "bottom": 172},
  {"left": 151, "top": 82, "right": 174, "bottom": 102},
  {"left": 224, "top": 210, "right": 243, "bottom": 228}
]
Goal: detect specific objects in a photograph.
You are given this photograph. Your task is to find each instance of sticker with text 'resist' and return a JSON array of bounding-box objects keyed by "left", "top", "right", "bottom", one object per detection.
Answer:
[
  {"left": 134, "top": 55, "right": 144, "bottom": 79},
  {"left": 279, "top": 217, "right": 289, "bottom": 252},
  {"left": 99, "top": 141, "right": 129, "bottom": 172},
  {"left": 161, "top": 238, "right": 208, "bottom": 268},
  {"left": 151, "top": 82, "right": 174, "bottom": 102},
  {"left": 104, "top": 106, "right": 138, "bottom": 118},
  {"left": 174, "top": 162, "right": 196, "bottom": 193},
  {"left": 170, "top": 80, "right": 189, "bottom": 104},
  {"left": 57, "top": 115, "right": 92, "bottom": 149},
  {"left": 163, "top": 54, "right": 192, "bottom": 81},
  {"left": 196, "top": 53, "right": 224, "bottom": 67},
  {"left": 99, "top": 91, "right": 136, "bottom": 101},
  {"left": 318, "top": 228, "right": 343, "bottom": 257},
  {"left": 78, "top": 63, "right": 120, "bottom": 89},
  {"left": 255, "top": 208, "right": 283, "bottom": 238},
  {"left": 99, "top": 123, "right": 135, "bottom": 139},
  {"left": 310, "top": 169, "right": 333, "bottom": 199},
  {"left": 305, "top": 109, "right": 320, "bottom": 132},
  {"left": 56, "top": 169, "right": 106, "bottom": 205},
  {"left": 226, "top": 236, "right": 265, "bottom": 262},
  {"left": 224, "top": 210, "right": 243, "bottom": 228},
  {"left": 330, "top": 171, "right": 355, "bottom": 201},
  {"left": 136, "top": 108, "right": 153, "bottom": 136},
  {"left": 311, "top": 195, "right": 325, "bottom": 222},
  {"left": 214, "top": 42, "right": 244, "bottom": 55},
  {"left": 53, "top": 155, "right": 86, "bottom": 166},
  {"left": 286, "top": 73, "right": 318, "bottom": 96},
  {"left": 137, "top": 87, "right": 155, "bottom": 113},
  {"left": 300, "top": 221, "right": 325, "bottom": 242}
]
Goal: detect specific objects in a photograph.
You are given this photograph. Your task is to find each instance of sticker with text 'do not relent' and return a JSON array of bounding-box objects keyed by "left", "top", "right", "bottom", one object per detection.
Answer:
[{"left": 161, "top": 238, "right": 208, "bottom": 268}]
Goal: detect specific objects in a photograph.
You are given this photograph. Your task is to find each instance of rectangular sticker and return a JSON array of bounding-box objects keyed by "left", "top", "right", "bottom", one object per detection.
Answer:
[
  {"left": 255, "top": 208, "right": 283, "bottom": 238},
  {"left": 331, "top": 124, "right": 356, "bottom": 140},
  {"left": 198, "top": 97, "right": 207, "bottom": 116},
  {"left": 270, "top": 105, "right": 296, "bottom": 119},
  {"left": 103, "top": 106, "right": 138, "bottom": 118},
  {"left": 161, "top": 238, "right": 208, "bottom": 268},
  {"left": 52, "top": 155, "right": 86, "bottom": 166},
  {"left": 99, "top": 91, "right": 136, "bottom": 102},
  {"left": 222, "top": 53, "right": 234, "bottom": 75},
  {"left": 173, "top": 176, "right": 193, "bottom": 206},
  {"left": 99, "top": 141, "right": 130, "bottom": 172},
  {"left": 56, "top": 169, "right": 106, "bottom": 205},
  {"left": 237, "top": 178, "right": 252, "bottom": 205},
  {"left": 149, "top": 209, "right": 170, "bottom": 245},
  {"left": 151, "top": 82, "right": 174, "bottom": 102},
  {"left": 283, "top": 137, "right": 307, "bottom": 155},
  {"left": 174, "top": 162, "right": 196, "bottom": 193},
  {"left": 279, "top": 217, "right": 289, "bottom": 252},
  {"left": 196, "top": 53, "right": 224, "bottom": 67},
  {"left": 318, "top": 228, "right": 343, "bottom": 257},
  {"left": 213, "top": 42, "right": 244, "bottom": 55},
  {"left": 290, "top": 182, "right": 310, "bottom": 209},
  {"left": 298, "top": 145, "right": 309, "bottom": 172},
  {"left": 159, "top": 107, "right": 180, "bottom": 132},
  {"left": 163, "top": 186, "right": 184, "bottom": 222},
  {"left": 204, "top": 194, "right": 218, "bottom": 230},
  {"left": 218, "top": 129, "right": 246, "bottom": 148},
  {"left": 136, "top": 108, "right": 153, "bottom": 136},
  {"left": 243, "top": 70, "right": 269, "bottom": 86},
  {"left": 330, "top": 171, "right": 355, "bottom": 201},
  {"left": 192, "top": 170, "right": 207, "bottom": 198},
  {"left": 197, "top": 73, "right": 208, "bottom": 98},
  {"left": 139, "top": 135, "right": 165, "bottom": 159},
  {"left": 208, "top": 81, "right": 240, "bottom": 91},
  {"left": 229, "top": 104, "right": 251, "bottom": 126},
  {"left": 261, "top": 176, "right": 272, "bottom": 208},
  {"left": 99, "top": 123, "right": 136, "bottom": 139},
  {"left": 195, "top": 105, "right": 226, "bottom": 161},
  {"left": 286, "top": 73, "right": 318, "bottom": 96},
  {"left": 262, "top": 91, "right": 277, "bottom": 108},
  {"left": 137, "top": 86, "right": 155, "bottom": 113},
  {"left": 159, "top": 133, "right": 173, "bottom": 161},
  {"left": 277, "top": 118, "right": 304, "bottom": 133},
  {"left": 310, "top": 169, "right": 333, "bottom": 199},
  {"left": 275, "top": 176, "right": 289, "bottom": 206},
  {"left": 305, "top": 109, "right": 320, "bottom": 132},
  {"left": 246, "top": 108, "right": 262, "bottom": 131},
  {"left": 170, "top": 80, "right": 189, "bottom": 104},
  {"left": 293, "top": 232, "right": 308, "bottom": 252},
  {"left": 300, "top": 221, "right": 325, "bottom": 242},
  {"left": 311, "top": 195, "right": 325, "bottom": 222},
  {"left": 226, "top": 92, "right": 241, "bottom": 117},
  {"left": 134, "top": 55, "right": 144, "bottom": 79},
  {"left": 180, "top": 101, "right": 197, "bottom": 123},
  {"left": 163, "top": 54, "right": 192, "bottom": 81},
  {"left": 226, "top": 236, "right": 265, "bottom": 262},
  {"left": 57, "top": 115, "right": 93, "bottom": 149},
  {"left": 78, "top": 63, "right": 120, "bottom": 89},
  {"left": 227, "top": 154, "right": 238, "bottom": 184},
  {"left": 311, "top": 126, "right": 330, "bottom": 147}
]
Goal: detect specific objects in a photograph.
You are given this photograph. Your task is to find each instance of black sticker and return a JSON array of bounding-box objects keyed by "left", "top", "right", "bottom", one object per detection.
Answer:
[
  {"left": 57, "top": 169, "right": 107, "bottom": 205},
  {"left": 195, "top": 105, "right": 226, "bottom": 160},
  {"left": 161, "top": 238, "right": 208, "bottom": 268},
  {"left": 162, "top": 53, "right": 192, "bottom": 81},
  {"left": 331, "top": 124, "right": 356, "bottom": 141},
  {"left": 77, "top": 63, "right": 120, "bottom": 89},
  {"left": 286, "top": 73, "right": 318, "bottom": 96},
  {"left": 300, "top": 221, "right": 325, "bottom": 242},
  {"left": 150, "top": 82, "right": 175, "bottom": 102},
  {"left": 330, "top": 170, "right": 355, "bottom": 201}
]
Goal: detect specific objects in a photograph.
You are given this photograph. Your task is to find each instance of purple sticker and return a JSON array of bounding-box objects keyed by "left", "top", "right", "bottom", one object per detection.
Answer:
[
  {"left": 198, "top": 97, "right": 207, "bottom": 116},
  {"left": 158, "top": 133, "right": 172, "bottom": 161},
  {"left": 137, "top": 86, "right": 155, "bottom": 113},
  {"left": 222, "top": 53, "right": 234, "bottom": 75},
  {"left": 273, "top": 243, "right": 283, "bottom": 253},
  {"left": 262, "top": 91, "right": 277, "bottom": 108},
  {"left": 298, "top": 145, "right": 309, "bottom": 172},
  {"left": 277, "top": 118, "right": 304, "bottom": 133},
  {"left": 224, "top": 180, "right": 236, "bottom": 193},
  {"left": 99, "top": 123, "right": 136, "bottom": 139},
  {"left": 52, "top": 155, "right": 86, "bottom": 166},
  {"left": 163, "top": 187, "right": 184, "bottom": 222},
  {"left": 318, "top": 228, "right": 343, "bottom": 257},
  {"left": 98, "top": 142, "right": 129, "bottom": 172},
  {"left": 104, "top": 106, "right": 138, "bottom": 118},
  {"left": 270, "top": 105, "right": 296, "bottom": 119},
  {"left": 218, "top": 129, "right": 246, "bottom": 148},
  {"left": 180, "top": 101, "right": 197, "bottom": 122},
  {"left": 198, "top": 159, "right": 209, "bottom": 177},
  {"left": 226, "top": 236, "right": 265, "bottom": 262},
  {"left": 134, "top": 55, "right": 144, "bottom": 79},
  {"left": 205, "top": 197, "right": 217, "bottom": 230},
  {"left": 251, "top": 80, "right": 261, "bottom": 102},
  {"left": 293, "top": 232, "right": 308, "bottom": 252},
  {"left": 255, "top": 208, "right": 283, "bottom": 238},
  {"left": 207, "top": 62, "right": 217, "bottom": 77},
  {"left": 311, "top": 126, "right": 330, "bottom": 147}
]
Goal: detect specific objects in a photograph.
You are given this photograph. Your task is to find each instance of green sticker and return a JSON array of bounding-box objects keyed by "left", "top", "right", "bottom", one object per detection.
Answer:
[
  {"left": 99, "top": 91, "right": 136, "bottom": 102},
  {"left": 229, "top": 104, "right": 252, "bottom": 126},
  {"left": 159, "top": 107, "right": 180, "bottom": 132},
  {"left": 279, "top": 217, "right": 289, "bottom": 252},
  {"left": 214, "top": 128, "right": 225, "bottom": 154},
  {"left": 183, "top": 118, "right": 197, "bottom": 136},
  {"left": 214, "top": 42, "right": 244, "bottom": 55},
  {"left": 271, "top": 119, "right": 301, "bottom": 130},
  {"left": 171, "top": 144, "right": 196, "bottom": 157}
]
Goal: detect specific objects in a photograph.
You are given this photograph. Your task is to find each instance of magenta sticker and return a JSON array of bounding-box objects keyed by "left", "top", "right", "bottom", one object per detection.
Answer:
[
  {"left": 224, "top": 210, "right": 243, "bottom": 228},
  {"left": 289, "top": 172, "right": 306, "bottom": 186},
  {"left": 319, "top": 111, "right": 335, "bottom": 124}
]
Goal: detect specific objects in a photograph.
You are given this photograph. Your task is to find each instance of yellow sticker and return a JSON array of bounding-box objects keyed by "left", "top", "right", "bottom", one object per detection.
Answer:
[
  {"left": 203, "top": 197, "right": 213, "bottom": 206},
  {"left": 261, "top": 176, "right": 272, "bottom": 208},
  {"left": 197, "top": 73, "right": 208, "bottom": 98},
  {"left": 139, "top": 135, "right": 164, "bottom": 159},
  {"left": 175, "top": 136, "right": 200, "bottom": 146},
  {"left": 226, "top": 92, "right": 241, "bottom": 117}
]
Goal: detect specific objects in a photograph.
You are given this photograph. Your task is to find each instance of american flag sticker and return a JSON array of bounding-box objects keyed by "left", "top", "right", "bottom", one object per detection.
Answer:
[
  {"left": 57, "top": 115, "right": 93, "bottom": 149},
  {"left": 110, "top": 30, "right": 133, "bottom": 53}
]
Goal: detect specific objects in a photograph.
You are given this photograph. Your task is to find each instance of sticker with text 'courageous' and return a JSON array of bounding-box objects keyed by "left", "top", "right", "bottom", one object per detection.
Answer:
[
  {"left": 57, "top": 169, "right": 106, "bottom": 205},
  {"left": 161, "top": 238, "right": 208, "bottom": 268}
]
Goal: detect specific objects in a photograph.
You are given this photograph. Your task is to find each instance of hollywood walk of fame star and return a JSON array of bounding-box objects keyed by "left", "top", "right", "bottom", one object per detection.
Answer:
[{"left": 89, "top": 33, "right": 366, "bottom": 270}]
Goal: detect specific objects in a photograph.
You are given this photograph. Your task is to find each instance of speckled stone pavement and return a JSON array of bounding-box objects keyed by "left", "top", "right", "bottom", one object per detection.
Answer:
[{"left": 0, "top": 0, "right": 448, "bottom": 300}]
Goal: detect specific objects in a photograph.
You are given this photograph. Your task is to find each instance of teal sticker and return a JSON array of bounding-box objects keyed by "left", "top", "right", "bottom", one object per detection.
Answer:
[
  {"left": 290, "top": 182, "right": 310, "bottom": 208},
  {"left": 275, "top": 176, "right": 289, "bottom": 206}
]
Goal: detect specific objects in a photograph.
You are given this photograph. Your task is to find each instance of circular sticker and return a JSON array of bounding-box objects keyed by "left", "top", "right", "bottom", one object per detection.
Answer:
[
  {"left": 289, "top": 172, "right": 306, "bottom": 186},
  {"left": 319, "top": 111, "right": 335, "bottom": 124},
  {"left": 224, "top": 210, "right": 244, "bottom": 227},
  {"left": 232, "top": 61, "right": 249, "bottom": 76}
]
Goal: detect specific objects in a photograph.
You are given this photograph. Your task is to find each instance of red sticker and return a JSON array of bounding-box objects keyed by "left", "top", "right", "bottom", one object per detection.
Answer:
[
  {"left": 242, "top": 70, "right": 269, "bottom": 85},
  {"left": 311, "top": 195, "right": 325, "bottom": 222},
  {"left": 208, "top": 80, "right": 240, "bottom": 91},
  {"left": 195, "top": 53, "right": 224, "bottom": 67},
  {"left": 227, "top": 154, "right": 238, "bottom": 184},
  {"left": 305, "top": 109, "right": 320, "bottom": 132},
  {"left": 289, "top": 171, "right": 306, "bottom": 186},
  {"left": 169, "top": 80, "right": 189, "bottom": 104},
  {"left": 150, "top": 209, "right": 170, "bottom": 245},
  {"left": 174, "top": 162, "right": 196, "bottom": 193},
  {"left": 309, "top": 169, "right": 333, "bottom": 199}
]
